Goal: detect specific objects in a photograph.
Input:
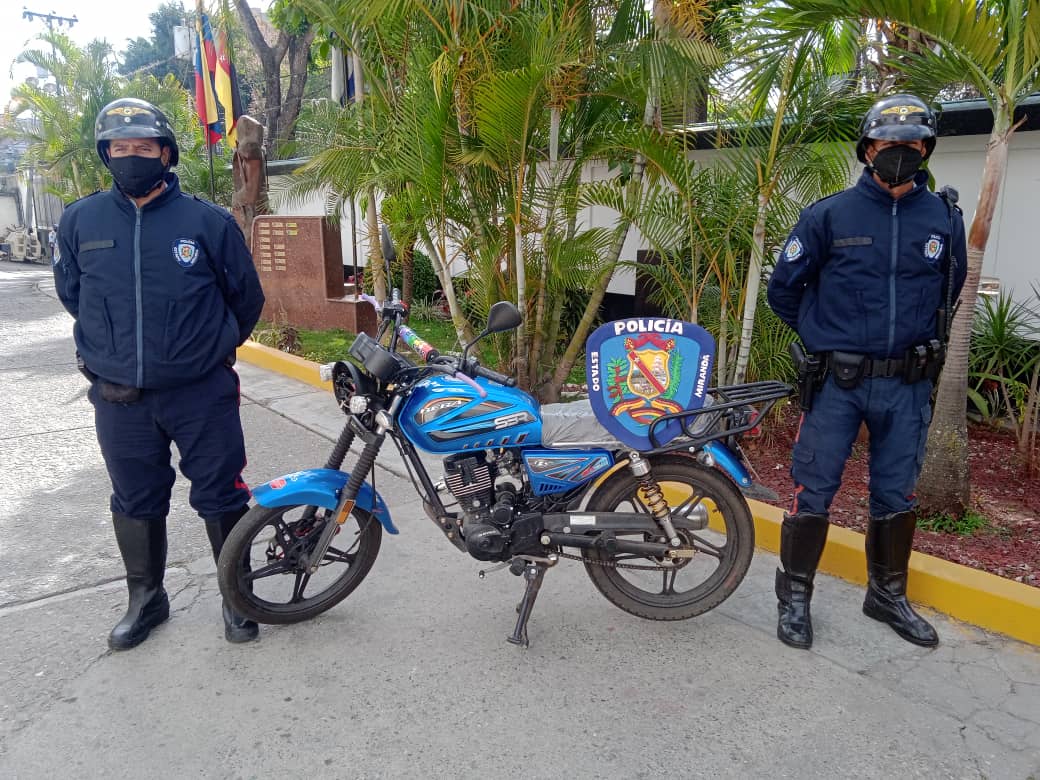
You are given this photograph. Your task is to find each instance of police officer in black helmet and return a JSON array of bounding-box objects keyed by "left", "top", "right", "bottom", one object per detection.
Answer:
[
  {"left": 53, "top": 98, "right": 266, "bottom": 649},
  {"left": 767, "top": 94, "right": 967, "bottom": 650}
]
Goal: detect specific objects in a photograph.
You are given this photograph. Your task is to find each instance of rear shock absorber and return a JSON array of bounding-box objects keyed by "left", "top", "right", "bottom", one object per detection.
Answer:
[{"left": 627, "top": 451, "right": 681, "bottom": 547}]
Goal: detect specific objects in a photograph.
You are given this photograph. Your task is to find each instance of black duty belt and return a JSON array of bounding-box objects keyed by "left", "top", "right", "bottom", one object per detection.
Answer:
[{"left": 820, "top": 353, "right": 905, "bottom": 379}]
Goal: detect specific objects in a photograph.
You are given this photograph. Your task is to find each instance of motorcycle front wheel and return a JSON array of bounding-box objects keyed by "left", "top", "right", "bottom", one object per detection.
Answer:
[
  {"left": 581, "top": 454, "right": 755, "bottom": 621},
  {"left": 217, "top": 502, "right": 382, "bottom": 624}
]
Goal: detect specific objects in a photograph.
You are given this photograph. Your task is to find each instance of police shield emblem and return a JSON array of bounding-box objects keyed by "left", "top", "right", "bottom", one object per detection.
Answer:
[
  {"left": 173, "top": 238, "right": 200, "bottom": 268},
  {"left": 924, "top": 233, "right": 944, "bottom": 262},
  {"left": 586, "top": 318, "right": 715, "bottom": 449},
  {"left": 783, "top": 236, "right": 804, "bottom": 263}
]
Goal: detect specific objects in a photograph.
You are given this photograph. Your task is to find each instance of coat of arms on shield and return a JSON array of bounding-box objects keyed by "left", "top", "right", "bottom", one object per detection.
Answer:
[{"left": 586, "top": 318, "right": 715, "bottom": 449}]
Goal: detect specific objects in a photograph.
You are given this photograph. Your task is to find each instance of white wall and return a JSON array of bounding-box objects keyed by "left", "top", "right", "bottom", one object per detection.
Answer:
[
  {"left": 928, "top": 131, "right": 1040, "bottom": 304},
  {"left": 269, "top": 129, "right": 1040, "bottom": 307}
]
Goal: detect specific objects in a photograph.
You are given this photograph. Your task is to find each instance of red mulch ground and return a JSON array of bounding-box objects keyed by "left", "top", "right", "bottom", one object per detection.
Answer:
[{"left": 742, "top": 405, "right": 1040, "bottom": 587}]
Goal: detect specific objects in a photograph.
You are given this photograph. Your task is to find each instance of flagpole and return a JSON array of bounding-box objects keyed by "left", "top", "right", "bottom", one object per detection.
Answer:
[{"left": 207, "top": 142, "right": 216, "bottom": 201}]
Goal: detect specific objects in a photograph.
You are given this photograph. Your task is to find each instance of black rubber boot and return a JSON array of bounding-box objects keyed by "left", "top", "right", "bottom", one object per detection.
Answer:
[
  {"left": 863, "top": 511, "right": 939, "bottom": 647},
  {"left": 775, "top": 512, "right": 830, "bottom": 649},
  {"left": 109, "top": 514, "right": 170, "bottom": 651},
  {"left": 204, "top": 507, "right": 259, "bottom": 644}
]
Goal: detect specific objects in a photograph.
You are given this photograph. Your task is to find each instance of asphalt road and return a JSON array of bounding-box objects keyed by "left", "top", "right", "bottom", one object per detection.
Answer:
[{"left": 1, "top": 261, "right": 1038, "bottom": 779}]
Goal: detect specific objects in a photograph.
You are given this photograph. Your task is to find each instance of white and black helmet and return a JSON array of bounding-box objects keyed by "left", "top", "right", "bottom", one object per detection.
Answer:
[{"left": 856, "top": 93, "right": 937, "bottom": 163}]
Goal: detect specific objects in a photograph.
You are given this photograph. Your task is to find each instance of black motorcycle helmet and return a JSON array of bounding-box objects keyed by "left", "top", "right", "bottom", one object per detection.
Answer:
[
  {"left": 94, "top": 98, "right": 179, "bottom": 167},
  {"left": 856, "top": 93, "right": 937, "bottom": 163}
]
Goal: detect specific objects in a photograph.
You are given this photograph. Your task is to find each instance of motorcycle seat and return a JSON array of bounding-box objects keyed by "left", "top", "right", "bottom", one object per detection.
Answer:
[
  {"left": 539, "top": 397, "right": 718, "bottom": 451},
  {"left": 539, "top": 399, "right": 623, "bottom": 449}
]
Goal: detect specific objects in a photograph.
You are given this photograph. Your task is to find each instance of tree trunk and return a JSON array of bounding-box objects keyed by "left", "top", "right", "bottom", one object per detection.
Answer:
[
  {"left": 233, "top": 0, "right": 311, "bottom": 156},
  {"left": 366, "top": 189, "right": 386, "bottom": 301},
  {"left": 273, "top": 28, "right": 317, "bottom": 149},
  {"left": 401, "top": 239, "right": 415, "bottom": 304},
  {"left": 916, "top": 118, "right": 1011, "bottom": 516},
  {"left": 530, "top": 106, "right": 562, "bottom": 387},
  {"left": 421, "top": 229, "right": 474, "bottom": 345},
  {"left": 547, "top": 93, "right": 656, "bottom": 401},
  {"left": 734, "top": 191, "right": 770, "bottom": 384}
]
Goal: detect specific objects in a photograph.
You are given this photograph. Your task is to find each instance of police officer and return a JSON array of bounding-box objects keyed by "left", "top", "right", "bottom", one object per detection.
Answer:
[
  {"left": 53, "top": 98, "right": 266, "bottom": 649},
  {"left": 767, "top": 94, "right": 967, "bottom": 650}
]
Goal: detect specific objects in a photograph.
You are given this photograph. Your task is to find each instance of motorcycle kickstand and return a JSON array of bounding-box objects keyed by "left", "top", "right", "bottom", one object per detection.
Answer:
[{"left": 507, "top": 562, "right": 548, "bottom": 648}]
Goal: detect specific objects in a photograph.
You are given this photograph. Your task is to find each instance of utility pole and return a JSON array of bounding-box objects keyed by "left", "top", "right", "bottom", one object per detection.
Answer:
[
  {"left": 21, "top": 8, "right": 78, "bottom": 95},
  {"left": 21, "top": 8, "right": 79, "bottom": 34},
  {"left": 21, "top": 7, "right": 78, "bottom": 240}
]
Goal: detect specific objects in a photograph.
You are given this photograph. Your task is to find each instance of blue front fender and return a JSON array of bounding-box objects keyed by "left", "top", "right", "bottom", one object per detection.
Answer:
[{"left": 251, "top": 469, "right": 399, "bottom": 535}]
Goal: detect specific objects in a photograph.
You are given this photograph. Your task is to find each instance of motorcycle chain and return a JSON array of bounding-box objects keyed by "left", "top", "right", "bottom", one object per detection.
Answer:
[{"left": 554, "top": 549, "right": 692, "bottom": 571}]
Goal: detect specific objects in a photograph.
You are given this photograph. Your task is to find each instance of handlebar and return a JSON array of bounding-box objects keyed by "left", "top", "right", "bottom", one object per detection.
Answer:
[
  {"left": 364, "top": 292, "right": 517, "bottom": 388},
  {"left": 465, "top": 358, "right": 517, "bottom": 387}
]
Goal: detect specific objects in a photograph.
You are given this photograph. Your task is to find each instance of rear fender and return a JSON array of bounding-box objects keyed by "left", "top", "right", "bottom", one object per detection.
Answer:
[{"left": 251, "top": 468, "right": 399, "bottom": 534}]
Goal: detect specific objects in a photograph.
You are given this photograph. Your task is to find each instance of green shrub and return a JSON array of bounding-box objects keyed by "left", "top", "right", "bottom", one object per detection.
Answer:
[{"left": 916, "top": 509, "right": 991, "bottom": 536}]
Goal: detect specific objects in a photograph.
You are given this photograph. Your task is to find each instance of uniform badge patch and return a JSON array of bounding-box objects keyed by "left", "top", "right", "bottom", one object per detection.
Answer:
[
  {"left": 783, "top": 236, "right": 804, "bottom": 263},
  {"left": 173, "top": 238, "right": 200, "bottom": 268},
  {"left": 924, "top": 234, "right": 944, "bottom": 261}
]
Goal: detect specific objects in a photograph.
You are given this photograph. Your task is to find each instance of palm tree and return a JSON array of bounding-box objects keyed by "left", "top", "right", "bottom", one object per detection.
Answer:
[
  {"left": 286, "top": 0, "right": 720, "bottom": 399},
  {"left": 7, "top": 32, "right": 232, "bottom": 206},
  {"left": 777, "top": 0, "right": 1040, "bottom": 514},
  {"left": 728, "top": 7, "right": 863, "bottom": 384},
  {"left": 8, "top": 33, "right": 121, "bottom": 200}
]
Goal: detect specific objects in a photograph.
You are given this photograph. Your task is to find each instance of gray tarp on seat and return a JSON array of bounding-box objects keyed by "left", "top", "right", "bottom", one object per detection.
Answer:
[{"left": 539, "top": 396, "right": 718, "bottom": 450}]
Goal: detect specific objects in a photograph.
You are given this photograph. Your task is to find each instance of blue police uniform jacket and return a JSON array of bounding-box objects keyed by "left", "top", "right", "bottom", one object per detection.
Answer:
[
  {"left": 767, "top": 169, "right": 967, "bottom": 359},
  {"left": 53, "top": 174, "right": 265, "bottom": 389}
]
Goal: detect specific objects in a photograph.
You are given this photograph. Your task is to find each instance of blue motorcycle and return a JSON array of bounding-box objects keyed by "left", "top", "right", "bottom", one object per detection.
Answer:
[{"left": 218, "top": 273, "right": 790, "bottom": 647}]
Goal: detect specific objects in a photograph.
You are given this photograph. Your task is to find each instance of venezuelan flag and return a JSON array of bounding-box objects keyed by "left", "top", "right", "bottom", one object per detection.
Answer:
[{"left": 194, "top": 10, "right": 223, "bottom": 145}]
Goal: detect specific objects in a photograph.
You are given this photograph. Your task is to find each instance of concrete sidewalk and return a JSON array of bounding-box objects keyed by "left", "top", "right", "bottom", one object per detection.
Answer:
[{"left": 2, "top": 261, "right": 1039, "bottom": 779}]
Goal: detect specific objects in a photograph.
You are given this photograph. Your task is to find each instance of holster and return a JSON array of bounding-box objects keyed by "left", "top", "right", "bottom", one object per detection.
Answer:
[
  {"left": 902, "top": 339, "right": 944, "bottom": 384},
  {"left": 789, "top": 341, "right": 823, "bottom": 412},
  {"left": 76, "top": 352, "right": 97, "bottom": 383},
  {"left": 99, "top": 381, "right": 142, "bottom": 404}
]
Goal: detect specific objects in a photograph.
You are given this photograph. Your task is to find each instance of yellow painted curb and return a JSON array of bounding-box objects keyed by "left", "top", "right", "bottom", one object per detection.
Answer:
[
  {"left": 748, "top": 499, "right": 1040, "bottom": 647},
  {"left": 238, "top": 340, "right": 332, "bottom": 392},
  {"left": 237, "top": 341, "right": 1040, "bottom": 647}
]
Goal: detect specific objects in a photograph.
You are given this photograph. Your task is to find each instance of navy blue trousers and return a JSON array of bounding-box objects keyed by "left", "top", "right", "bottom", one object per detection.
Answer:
[
  {"left": 790, "top": 375, "right": 933, "bottom": 518},
  {"left": 90, "top": 365, "right": 250, "bottom": 521}
]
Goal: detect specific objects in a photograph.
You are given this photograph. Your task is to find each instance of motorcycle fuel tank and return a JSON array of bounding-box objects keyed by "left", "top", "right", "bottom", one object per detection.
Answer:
[{"left": 398, "top": 375, "right": 543, "bottom": 454}]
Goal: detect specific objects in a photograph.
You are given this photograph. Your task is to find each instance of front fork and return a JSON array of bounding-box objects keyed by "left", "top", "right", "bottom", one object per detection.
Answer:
[{"left": 303, "top": 400, "right": 398, "bottom": 572}]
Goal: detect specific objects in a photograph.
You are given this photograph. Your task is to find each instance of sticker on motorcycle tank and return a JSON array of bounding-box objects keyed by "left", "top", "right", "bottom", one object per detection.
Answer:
[{"left": 269, "top": 478, "right": 287, "bottom": 489}]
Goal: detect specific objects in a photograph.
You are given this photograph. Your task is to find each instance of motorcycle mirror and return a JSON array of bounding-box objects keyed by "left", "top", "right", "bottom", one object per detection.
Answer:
[
  {"left": 461, "top": 301, "right": 522, "bottom": 364},
  {"left": 380, "top": 225, "right": 398, "bottom": 264},
  {"left": 484, "top": 301, "right": 522, "bottom": 335}
]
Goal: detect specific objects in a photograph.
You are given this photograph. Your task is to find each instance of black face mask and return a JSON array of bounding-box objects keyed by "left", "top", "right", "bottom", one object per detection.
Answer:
[
  {"left": 868, "top": 145, "right": 924, "bottom": 187},
  {"left": 107, "top": 155, "right": 167, "bottom": 198}
]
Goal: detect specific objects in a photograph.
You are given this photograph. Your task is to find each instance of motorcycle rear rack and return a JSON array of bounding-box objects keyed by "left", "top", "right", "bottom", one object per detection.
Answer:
[{"left": 644, "top": 379, "right": 793, "bottom": 455}]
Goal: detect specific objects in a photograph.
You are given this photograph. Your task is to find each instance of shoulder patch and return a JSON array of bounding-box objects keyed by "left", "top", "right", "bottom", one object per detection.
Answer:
[
  {"left": 783, "top": 236, "right": 804, "bottom": 263},
  {"left": 173, "top": 238, "right": 201, "bottom": 268},
  {"left": 924, "top": 234, "right": 944, "bottom": 262}
]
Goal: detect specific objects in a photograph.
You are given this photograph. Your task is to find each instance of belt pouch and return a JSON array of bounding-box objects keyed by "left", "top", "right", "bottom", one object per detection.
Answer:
[
  {"left": 99, "top": 381, "right": 142, "bottom": 404},
  {"left": 830, "top": 351, "right": 865, "bottom": 390}
]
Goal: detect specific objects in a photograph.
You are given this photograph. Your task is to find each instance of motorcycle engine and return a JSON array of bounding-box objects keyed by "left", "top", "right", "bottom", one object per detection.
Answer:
[{"left": 444, "top": 453, "right": 521, "bottom": 561}]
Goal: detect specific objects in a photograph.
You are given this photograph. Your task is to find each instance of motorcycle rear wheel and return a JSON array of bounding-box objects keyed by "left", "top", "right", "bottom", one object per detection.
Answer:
[
  {"left": 581, "top": 455, "right": 754, "bottom": 621},
  {"left": 217, "top": 502, "right": 382, "bottom": 624}
]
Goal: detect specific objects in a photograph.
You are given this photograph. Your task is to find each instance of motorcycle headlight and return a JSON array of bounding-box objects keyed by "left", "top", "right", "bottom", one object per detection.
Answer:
[{"left": 349, "top": 396, "right": 369, "bottom": 415}]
